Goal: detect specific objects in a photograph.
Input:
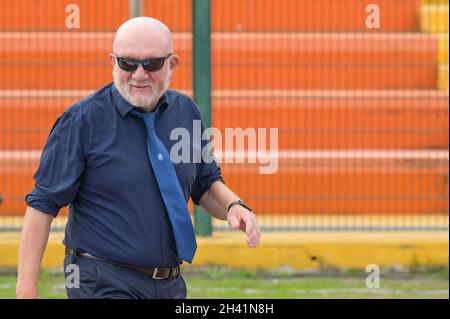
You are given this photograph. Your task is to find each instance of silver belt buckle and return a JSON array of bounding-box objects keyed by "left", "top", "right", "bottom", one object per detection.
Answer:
[{"left": 152, "top": 267, "right": 166, "bottom": 280}]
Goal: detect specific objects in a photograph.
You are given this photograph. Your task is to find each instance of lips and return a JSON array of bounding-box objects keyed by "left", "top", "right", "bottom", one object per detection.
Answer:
[{"left": 131, "top": 85, "right": 150, "bottom": 89}]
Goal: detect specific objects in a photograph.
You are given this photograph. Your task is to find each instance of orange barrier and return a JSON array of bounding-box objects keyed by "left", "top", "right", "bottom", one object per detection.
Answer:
[
  {"left": 0, "top": 0, "right": 130, "bottom": 31},
  {"left": 0, "top": 0, "right": 420, "bottom": 31},
  {"left": 1, "top": 151, "right": 447, "bottom": 215},
  {"left": 0, "top": 152, "right": 42, "bottom": 216},
  {"left": 0, "top": 96, "right": 78, "bottom": 150},
  {"left": 1, "top": 90, "right": 448, "bottom": 150},
  {"left": 6, "top": 32, "right": 438, "bottom": 64},
  {"left": 220, "top": 154, "right": 449, "bottom": 215},
  {"left": 0, "top": 32, "right": 438, "bottom": 90},
  {"left": 210, "top": 0, "right": 421, "bottom": 31},
  {"left": 212, "top": 91, "right": 449, "bottom": 150}
]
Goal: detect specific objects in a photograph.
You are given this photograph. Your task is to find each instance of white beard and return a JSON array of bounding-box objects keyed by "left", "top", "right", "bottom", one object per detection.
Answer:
[{"left": 113, "top": 65, "right": 171, "bottom": 109}]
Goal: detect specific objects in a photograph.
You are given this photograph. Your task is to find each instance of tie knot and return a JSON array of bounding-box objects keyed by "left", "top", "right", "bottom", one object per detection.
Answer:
[
  {"left": 143, "top": 112, "right": 155, "bottom": 130},
  {"left": 130, "top": 109, "right": 155, "bottom": 130}
]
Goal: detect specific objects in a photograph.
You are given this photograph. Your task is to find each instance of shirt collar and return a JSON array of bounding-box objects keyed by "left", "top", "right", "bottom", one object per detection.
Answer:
[{"left": 111, "top": 83, "right": 169, "bottom": 118}]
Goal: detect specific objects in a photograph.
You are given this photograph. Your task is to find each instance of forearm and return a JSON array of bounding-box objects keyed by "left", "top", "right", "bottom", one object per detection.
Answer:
[
  {"left": 16, "top": 206, "right": 53, "bottom": 298},
  {"left": 199, "top": 181, "right": 240, "bottom": 220}
]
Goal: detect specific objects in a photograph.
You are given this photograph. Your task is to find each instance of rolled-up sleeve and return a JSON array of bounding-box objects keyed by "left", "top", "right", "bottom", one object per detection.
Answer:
[
  {"left": 25, "top": 108, "right": 87, "bottom": 216},
  {"left": 190, "top": 119, "right": 224, "bottom": 206}
]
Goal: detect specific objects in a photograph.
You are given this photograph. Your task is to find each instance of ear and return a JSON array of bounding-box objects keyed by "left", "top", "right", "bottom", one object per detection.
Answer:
[
  {"left": 109, "top": 53, "right": 116, "bottom": 66},
  {"left": 168, "top": 54, "right": 180, "bottom": 72}
]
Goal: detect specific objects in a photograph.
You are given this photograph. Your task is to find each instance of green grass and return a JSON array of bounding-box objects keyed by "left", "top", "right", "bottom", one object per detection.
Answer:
[{"left": 1, "top": 266, "right": 448, "bottom": 299}]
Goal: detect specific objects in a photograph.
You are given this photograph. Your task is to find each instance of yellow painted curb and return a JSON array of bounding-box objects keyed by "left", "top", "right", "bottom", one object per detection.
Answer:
[
  {"left": 420, "top": 4, "right": 449, "bottom": 33},
  {"left": 420, "top": 0, "right": 449, "bottom": 5},
  {"left": 0, "top": 231, "right": 448, "bottom": 270},
  {"left": 193, "top": 231, "right": 449, "bottom": 270},
  {"left": 422, "top": 0, "right": 449, "bottom": 4},
  {"left": 438, "top": 64, "right": 449, "bottom": 90}
]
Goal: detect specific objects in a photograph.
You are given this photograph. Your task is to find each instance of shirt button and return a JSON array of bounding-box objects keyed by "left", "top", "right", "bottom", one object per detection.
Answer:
[{"left": 158, "top": 153, "right": 163, "bottom": 161}]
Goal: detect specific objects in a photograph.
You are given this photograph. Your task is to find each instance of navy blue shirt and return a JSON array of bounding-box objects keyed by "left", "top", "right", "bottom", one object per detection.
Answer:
[{"left": 25, "top": 83, "right": 223, "bottom": 267}]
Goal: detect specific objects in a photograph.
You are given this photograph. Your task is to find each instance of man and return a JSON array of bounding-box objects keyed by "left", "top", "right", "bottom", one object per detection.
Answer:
[{"left": 16, "top": 17, "right": 260, "bottom": 299}]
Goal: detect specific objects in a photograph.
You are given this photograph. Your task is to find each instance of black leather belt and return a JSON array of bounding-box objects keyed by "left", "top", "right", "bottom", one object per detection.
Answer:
[{"left": 65, "top": 248, "right": 180, "bottom": 280}]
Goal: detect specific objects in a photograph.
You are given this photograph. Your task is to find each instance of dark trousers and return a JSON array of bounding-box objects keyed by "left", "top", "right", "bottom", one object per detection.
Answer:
[{"left": 63, "top": 256, "right": 187, "bottom": 299}]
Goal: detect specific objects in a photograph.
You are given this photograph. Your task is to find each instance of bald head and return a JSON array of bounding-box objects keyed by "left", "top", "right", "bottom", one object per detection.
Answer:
[{"left": 113, "top": 17, "right": 173, "bottom": 58}]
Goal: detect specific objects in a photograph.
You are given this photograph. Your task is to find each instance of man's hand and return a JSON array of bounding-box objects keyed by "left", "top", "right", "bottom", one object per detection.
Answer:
[
  {"left": 227, "top": 205, "right": 261, "bottom": 248},
  {"left": 199, "top": 181, "right": 261, "bottom": 247}
]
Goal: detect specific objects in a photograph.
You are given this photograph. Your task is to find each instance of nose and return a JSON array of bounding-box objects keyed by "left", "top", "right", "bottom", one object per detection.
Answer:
[{"left": 131, "top": 64, "right": 149, "bottom": 81}]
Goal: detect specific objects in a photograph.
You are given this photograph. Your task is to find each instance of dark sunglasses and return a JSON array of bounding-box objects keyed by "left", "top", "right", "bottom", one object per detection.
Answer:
[{"left": 115, "top": 54, "right": 172, "bottom": 72}]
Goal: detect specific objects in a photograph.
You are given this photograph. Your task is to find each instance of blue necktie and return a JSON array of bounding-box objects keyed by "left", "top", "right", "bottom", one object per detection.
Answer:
[{"left": 131, "top": 109, "right": 197, "bottom": 263}]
